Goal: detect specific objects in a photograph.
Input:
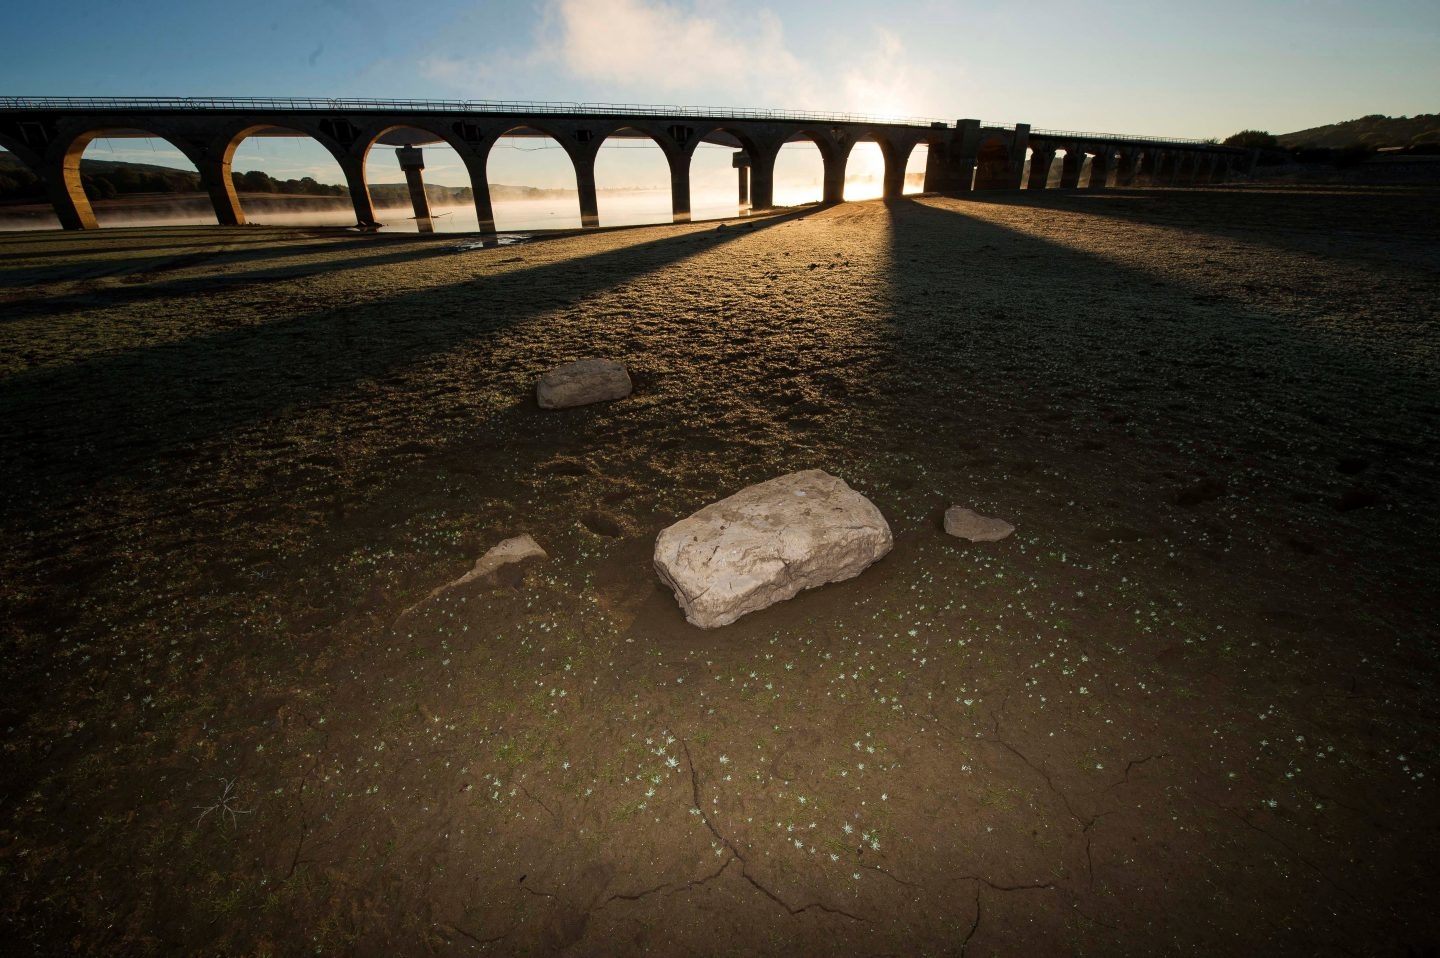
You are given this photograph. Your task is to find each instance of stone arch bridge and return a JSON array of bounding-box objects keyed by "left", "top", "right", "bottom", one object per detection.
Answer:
[{"left": 0, "top": 97, "right": 1251, "bottom": 234}]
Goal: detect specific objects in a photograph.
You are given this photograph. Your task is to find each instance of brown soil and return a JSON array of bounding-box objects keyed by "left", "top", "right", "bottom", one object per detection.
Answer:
[{"left": 1, "top": 187, "right": 1438, "bottom": 956}]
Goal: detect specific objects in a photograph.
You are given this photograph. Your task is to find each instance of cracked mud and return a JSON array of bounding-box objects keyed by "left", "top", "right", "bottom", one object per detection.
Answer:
[{"left": 2, "top": 186, "right": 1438, "bottom": 955}]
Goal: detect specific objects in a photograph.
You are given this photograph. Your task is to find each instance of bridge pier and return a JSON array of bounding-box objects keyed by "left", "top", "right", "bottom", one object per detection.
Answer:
[
  {"left": 882, "top": 144, "right": 906, "bottom": 199},
  {"left": 459, "top": 153, "right": 497, "bottom": 237},
  {"left": 670, "top": 156, "right": 691, "bottom": 223},
  {"left": 733, "top": 152, "right": 750, "bottom": 206},
  {"left": 823, "top": 151, "right": 845, "bottom": 204},
  {"left": 1174, "top": 151, "right": 1193, "bottom": 186},
  {"left": 749, "top": 142, "right": 779, "bottom": 211},
  {"left": 1137, "top": 150, "right": 1159, "bottom": 185},
  {"left": 1160, "top": 152, "right": 1179, "bottom": 185},
  {"left": 44, "top": 154, "right": 99, "bottom": 230},
  {"left": 1088, "top": 149, "right": 1112, "bottom": 189},
  {"left": 338, "top": 156, "right": 378, "bottom": 228},
  {"left": 574, "top": 154, "right": 600, "bottom": 228},
  {"left": 921, "top": 140, "right": 973, "bottom": 193},
  {"left": 196, "top": 156, "right": 245, "bottom": 226},
  {"left": 1027, "top": 147, "right": 1054, "bottom": 190},
  {"left": 1115, "top": 149, "right": 1137, "bottom": 187},
  {"left": 1059, "top": 148, "right": 1085, "bottom": 189},
  {"left": 396, "top": 146, "right": 433, "bottom": 233}
]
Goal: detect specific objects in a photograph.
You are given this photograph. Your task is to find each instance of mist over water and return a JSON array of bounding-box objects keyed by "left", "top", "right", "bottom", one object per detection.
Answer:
[{"left": 0, "top": 188, "right": 811, "bottom": 234}]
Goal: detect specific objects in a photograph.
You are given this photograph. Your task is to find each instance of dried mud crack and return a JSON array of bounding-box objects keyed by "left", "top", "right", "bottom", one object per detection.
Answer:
[{"left": 2, "top": 187, "right": 1438, "bottom": 955}]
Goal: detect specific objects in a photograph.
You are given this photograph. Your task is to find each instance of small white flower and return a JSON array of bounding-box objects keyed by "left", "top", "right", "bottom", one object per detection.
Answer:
[
  {"left": 718, "top": 755, "right": 729, "bottom": 765},
  {"left": 842, "top": 823, "right": 853, "bottom": 835},
  {"left": 665, "top": 756, "right": 679, "bottom": 769},
  {"left": 880, "top": 792, "right": 888, "bottom": 801}
]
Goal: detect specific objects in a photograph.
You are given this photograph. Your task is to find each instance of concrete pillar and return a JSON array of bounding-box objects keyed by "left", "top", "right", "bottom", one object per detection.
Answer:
[
  {"left": 1027, "top": 148, "right": 1055, "bottom": 190},
  {"left": 197, "top": 157, "right": 245, "bottom": 226},
  {"left": 749, "top": 143, "right": 780, "bottom": 211},
  {"left": 922, "top": 138, "right": 973, "bottom": 193},
  {"left": 1008, "top": 125, "right": 1031, "bottom": 189},
  {"left": 1142, "top": 150, "right": 1164, "bottom": 185},
  {"left": 1163, "top": 152, "right": 1181, "bottom": 185},
  {"left": 670, "top": 153, "right": 691, "bottom": 223},
  {"left": 822, "top": 149, "right": 845, "bottom": 203},
  {"left": 733, "top": 151, "right": 750, "bottom": 206},
  {"left": 1059, "top": 148, "right": 1085, "bottom": 189},
  {"left": 1087, "top": 149, "right": 1112, "bottom": 189},
  {"left": 396, "top": 146, "right": 433, "bottom": 233},
  {"left": 338, "top": 156, "right": 378, "bottom": 228},
  {"left": 1116, "top": 149, "right": 1138, "bottom": 187},
  {"left": 462, "top": 155, "right": 496, "bottom": 238},
  {"left": 1175, "top": 152, "right": 1194, "bottom": 186},
  {"left": 952, "top": 119, "right": 983, "bottom": 193},
  {"left": 574, "top": 153, "right": 599, "bottom": 228},
  {"left": 45, "top": 154, "right": 99, "bottom": 230},
  {"left": 882, "top": 143, "right": 906, "bottom": 199}
]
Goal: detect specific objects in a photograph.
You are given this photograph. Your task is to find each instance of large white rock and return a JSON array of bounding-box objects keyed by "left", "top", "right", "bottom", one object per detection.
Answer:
[
  {"left": 654, "top": 470, "right": 892, "bottom": 628},
  {"left": 536, "top": 359, "right": 632, "bottom": 409}
]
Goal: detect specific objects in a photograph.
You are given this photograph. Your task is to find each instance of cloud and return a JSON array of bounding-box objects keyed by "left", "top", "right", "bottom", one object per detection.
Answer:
[
  {"left": 838, "top": 29, "right": 946, "bottom": 121},
  {"left": 416, "top": 1, "right": 945, "bottom": 121},
  {"left": 536, "top": 0, "right": 817, "bottom": 106}
]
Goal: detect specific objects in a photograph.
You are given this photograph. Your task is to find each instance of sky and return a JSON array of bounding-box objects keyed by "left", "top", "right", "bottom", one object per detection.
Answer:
[{"left": 3, "top": 0, "right": 1436, "bottom": 192}]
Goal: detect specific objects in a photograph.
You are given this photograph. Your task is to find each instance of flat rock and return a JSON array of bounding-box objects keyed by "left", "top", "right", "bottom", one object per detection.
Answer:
[
  {"left": 653, "top": 470, "right": 892, "bottom": 629},
  {"left": 944, "top": 506, "right": 1014, "bottom": 542},
  {"left": 401, "top": 534, "right": 547, "bottom": 619},
  {"left": 536, "top": 359, "right": 632, "bottom": 409}
]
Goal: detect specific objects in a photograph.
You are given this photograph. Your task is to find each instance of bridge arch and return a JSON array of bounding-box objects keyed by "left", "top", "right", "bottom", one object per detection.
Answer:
[
  {"left": 681, "top": 124, "right": 775, "bottom": 219},
  {"left": 486, "top": 123, "right": 582, "bottom": 232},
  {"left": 359, "top": 123, "right": 474, "bottom": 232},
  {"left": 592, "top": 126, "right": 676, "bottom": 227},
  {"left": 773, "top": 129, "right": 836, "bottom": 208},
  {"left": 59, "top": 126, "right": 209, "bottom": 229},
  {"left": 840, "top": 132, "right": 891, "bottom": 201},
  {"left": 220, "top": 125, "right": 353, "bottom": 227},
  {"left": 688, "top": 124, "right": 781, "bottom": 211},
  {"left": 885, "top": 131, "right": 947, "bottom": 197}
]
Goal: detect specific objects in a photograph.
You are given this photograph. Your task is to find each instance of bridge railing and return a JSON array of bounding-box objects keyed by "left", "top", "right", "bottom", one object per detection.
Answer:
[
  {"left": 1029, "top": 127, "right": 1216, "bottom": 146},
  {"left": 0, "top": 95, "right": 953, "bottom": 129}
]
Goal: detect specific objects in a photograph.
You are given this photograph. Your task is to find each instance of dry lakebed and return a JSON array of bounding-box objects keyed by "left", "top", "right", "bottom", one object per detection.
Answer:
[{"left": 1, "top": 186, "right": 1438, "bottom": 955}]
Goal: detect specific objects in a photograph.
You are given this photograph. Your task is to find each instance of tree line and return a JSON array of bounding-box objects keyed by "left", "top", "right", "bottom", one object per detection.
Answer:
[{"left": 0, "top": 162, "right": 349, "bottom": 202}]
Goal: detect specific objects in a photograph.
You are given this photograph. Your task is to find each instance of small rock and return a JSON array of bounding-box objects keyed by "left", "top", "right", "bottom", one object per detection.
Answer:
[
  {"left": 944, "top": 506, "right": 1014, "bottom": 542},
  {"left": 536, "top": 359, "right": 632, "bottom": 409},
  {"left": 401, "top": 534, "right": 547, "bottom": 618},
  {"left": 654, "top": 470, "right": 892, "bottom": 628}
]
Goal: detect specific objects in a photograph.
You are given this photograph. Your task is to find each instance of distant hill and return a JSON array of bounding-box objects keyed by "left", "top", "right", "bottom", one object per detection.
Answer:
[{"left": 1277, "top": 114, "right": 1440, "bottom": 149}]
